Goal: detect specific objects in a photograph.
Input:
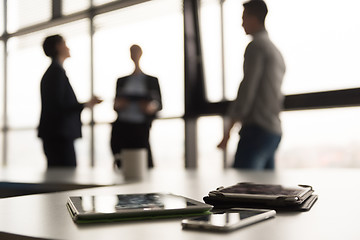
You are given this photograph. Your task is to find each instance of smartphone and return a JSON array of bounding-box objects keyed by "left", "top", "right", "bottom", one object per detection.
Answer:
[{"left": 182, "top": 208, "right": 276, "bottom": 232}]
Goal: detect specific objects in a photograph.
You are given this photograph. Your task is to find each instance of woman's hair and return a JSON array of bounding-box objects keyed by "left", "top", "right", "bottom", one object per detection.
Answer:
[{"left": 42, "top": 34, "right": 64, "bottom": 59}]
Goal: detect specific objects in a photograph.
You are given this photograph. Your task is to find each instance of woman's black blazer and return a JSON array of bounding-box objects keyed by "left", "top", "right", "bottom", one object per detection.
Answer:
[{"left": 38, "top": 61, "right": 84, "bottom": 140}]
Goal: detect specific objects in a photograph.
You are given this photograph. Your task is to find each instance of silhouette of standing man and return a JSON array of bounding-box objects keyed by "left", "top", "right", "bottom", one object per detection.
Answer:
[
  {"left": 111, "top": 45, "right": 162, "bottom": 168},
  {"left": 38, "top": 35, "right": 102, "bottom": 167},
  {"left": 218, "top": 0, "right": 286, "bottom": 170}
]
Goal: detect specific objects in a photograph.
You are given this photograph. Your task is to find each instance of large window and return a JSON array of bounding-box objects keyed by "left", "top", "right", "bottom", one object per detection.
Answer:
[
  {"left": 6, "top": 20, "right": 91, "bottom": 168},
  {"left": 221, "top": 0, "right": 247, "bottom": 101},
  {"left": 199, "top": 0, "right": 247, "bottom": 102},
  {"left": 202, "top": 0, "right": 360, "bottom": 101},
  {"left": 7, "top": 130, "right": 44, "bottom": 168},
  {"left": 0, "top": 0, "right": 4, "bottom": 34},
  {"left": 1, "top": 0, "right": 185, "bottom": 169},
  {"left": 0, "top": 41, "right": 3, "bottom": 127},
  {"left": 7, "top": 32, "right": 49, "bottom": 128},
  {"left": 93, "top": 0, "right": 184, "bottom": 121},
  {"left": 197, "top": 116, "right": 224, "bottom": 169},
  {"left": 279, "top": 107, "right": 360, "bottom": 168},
  {"left": 7, "top": 0, "right": 51, "bottom": 33},
  {"left": 0, "top": 41, "right": 3, "bottom": 166},
  {"left": 267, "top": 0, "right": 360, "bottom": 94},
  {"left": 92, "top": 119, "right": 186, "bottom": 170},
  {"left": 2, "top": 0, "right": 360, "bottom": 169},
  {"left": 150, "top": 119, "right": 185, "bottom": 169},
  {"left": 7, "top": 20, "right": 91, "bottom": 129},
  {"left": 62, "top": 0, "right": 90, "bottom": 15},
  {"left": 93, "top": 0, "right": 184, "bottom": 167},
  {"left": 199, "top": 0, "right": 223, "bottom": 102},
  {"left": 93, "top": 0, "right": 115, "bottom": 6},
  {"left": 199, "top": 0, "right": 360, "bottom": 168},
  {"left": 6, "top": 33, "right": 46, "bottom": 167}
]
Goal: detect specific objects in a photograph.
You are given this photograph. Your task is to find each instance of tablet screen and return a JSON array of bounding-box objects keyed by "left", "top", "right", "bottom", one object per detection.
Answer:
[
  {"left": 219, "top": 183, "right": 305, "bottom": 196},
  {"left": 76, "top": 193, "right": 197, "bottom": 214}
]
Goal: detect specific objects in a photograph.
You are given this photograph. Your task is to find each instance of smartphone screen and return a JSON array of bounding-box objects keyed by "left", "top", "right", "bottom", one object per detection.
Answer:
[
  {"left": 182, "top": 209, "right": 275, "bottom": 231},
  {"left": 191, "top": 211, "right": 262, "bottom": 226}
]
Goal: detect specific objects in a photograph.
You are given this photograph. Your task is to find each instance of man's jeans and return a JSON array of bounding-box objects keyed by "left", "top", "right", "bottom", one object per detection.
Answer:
[{"left": 233, "top": 125, "right": 281, "bottom": 170}]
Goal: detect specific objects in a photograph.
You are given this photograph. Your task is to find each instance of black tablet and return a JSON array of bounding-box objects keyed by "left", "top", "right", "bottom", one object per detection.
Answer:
[
  {"left": 67, "top": 193, "right": 212, "bottom": 223},
  {"left": 209, "top": 183, "right": 313, "bottom": 203}
]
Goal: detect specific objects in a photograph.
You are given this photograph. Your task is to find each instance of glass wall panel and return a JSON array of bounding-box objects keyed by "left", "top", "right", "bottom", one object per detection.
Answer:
[
  {"left": 221, "top": 0, "right": 360, "bottom": 99},
  {"left": 0, "top": 131, "right": 2, "bottom": 166},
  {"left": 7, "top": 0, "right": 51, "bottom": 33},
  {"left": 6, "top": 20, "right": 91, "bottom": 168},
  {"left": 0, "top": 41, "right": 3, "bottom": 166},
  {"left": 60, "top": 20, "right": 92, "bottom": 124},
  {"left": 94, "top": 119, "right": 186, "bottom": 169},
  {"left": 75, "top": 126, "right": 91, "bottom": 168},
  {"left": 7, "top": 20, "right": 91, "bottom": 128},
  {"left": 267, "top": 0, "right": 360, "bottom": 94},
  {"left": 62, "top": 0, "right": 90, "bottom": 15},
  {"left": 7, "top": 130, "right": 45, "bottom": 169},
  {"left": 222, "top": 0, "right": 247, "bottom": 101},
  {"left": 93, "top": 0, "right": 114, "bottom": 6},
  {"left": 93, "top": 0, "right": 184, "bottom": 123},
  {"left": 7, "top": 32, "right": 48, "bottom": 128},
  {"left": 0, "top": 0, "right": 3, "bottom": 34},
  {"left": 150, "top": 119, "right": 184, "bottom": 169},
  {"left": 203, "top": 0, "right": 360, "bottom": 169},
  {"left": 94, "top": 124, "right": 113, "bottom": 169},
  {"left": 278, "top": 107, "right": 360, "bottom": 168},
  {"left": 205, "top": 108, "right": 360, "bottom": 169},
  {"left": 197, "top": 116, "right": 240, "bottom": 169},
  {"left": 0, "top": 41, "right": 3, "bottom": 127},
  {"left": 9, "top": 127, "right": 94, "bottom": 169},
  {"left": 10, "top": 126, "right": 93, "bottom": 169},
  {"left": 199, "top": 0, "right": 223, "bottom": 102},
  {"left": 197, "top": 116, "right": 224, "bottom": 169},
  {"left": 93, "top": 118, "right": 185, "bottom": 169}
]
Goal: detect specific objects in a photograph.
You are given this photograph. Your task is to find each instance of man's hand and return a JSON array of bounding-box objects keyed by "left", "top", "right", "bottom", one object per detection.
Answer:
[
  {"left": 85, "top": 96, "right": 103, "bottom": 109},
  {"left": 113, "top": 98, "right": 129, "bottom": 111},
  {"left": 217, "top": 132, "right": 230, "bottom": 150},
  {"left": 139, "top": 100, "right": 159, "bottom": 115},
  {"left": 217, "top": 119, "right": 237, "bottom": 150}
]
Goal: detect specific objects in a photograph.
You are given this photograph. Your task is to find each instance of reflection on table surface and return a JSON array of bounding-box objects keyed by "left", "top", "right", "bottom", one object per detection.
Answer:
[
  {"left": 0, "top": 167, "right": 125, "bottom": 185},
  {"left": 0, "top": 167, "right": 126, "bottom": 198}
]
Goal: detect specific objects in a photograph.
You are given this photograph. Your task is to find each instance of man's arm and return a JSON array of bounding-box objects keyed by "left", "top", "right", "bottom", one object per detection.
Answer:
[
  {"left": 218, "top": 42, "right": 264, "bottom": 149},
  {"left": 217, "top": 118, "right": 237, "bottom": 150},
  {"left": 228, "top": 42, "right": 264, "bottom": 122},
  {"left": 43, "top": 68, "right": 70, "bottom": 114}
]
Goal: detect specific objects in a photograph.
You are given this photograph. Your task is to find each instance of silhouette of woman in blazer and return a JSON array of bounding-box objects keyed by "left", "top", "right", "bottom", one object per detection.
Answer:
[
  {"left": 111, "top": 45, "right": 162, "bottom": 168},
  {"left": 38, "top": 35, "right": 102, "bottom": 167}
]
